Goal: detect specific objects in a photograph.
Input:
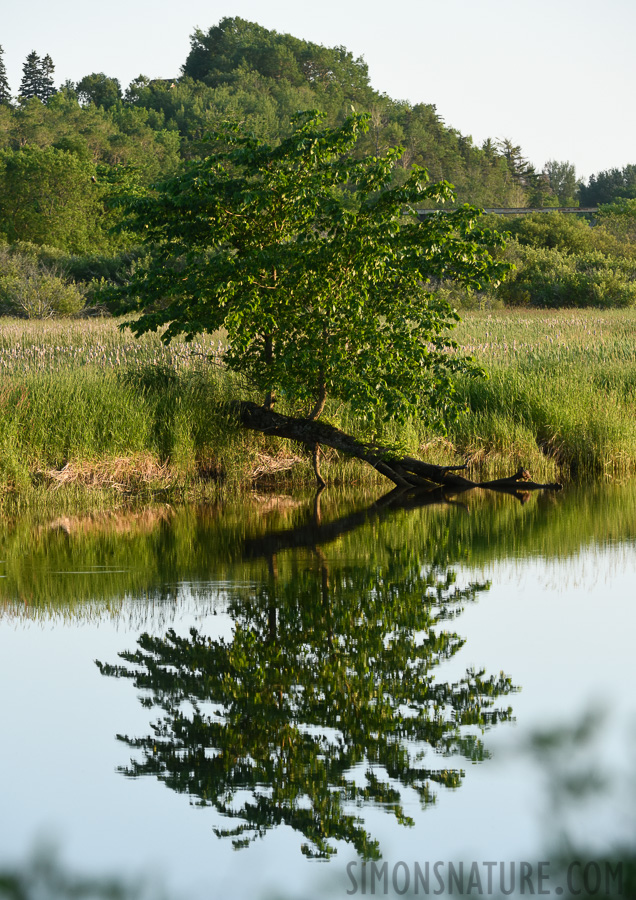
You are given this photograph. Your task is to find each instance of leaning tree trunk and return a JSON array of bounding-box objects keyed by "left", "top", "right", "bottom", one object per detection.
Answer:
[{"left": 232, "top": 401, "right": 562, "bottom": 493}]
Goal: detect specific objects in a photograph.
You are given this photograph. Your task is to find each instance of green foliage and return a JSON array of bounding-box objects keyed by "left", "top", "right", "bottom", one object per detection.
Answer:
[
  {"left": 480, "top": 212, "right": 636, "bottom": 310},
  {"left": 2, "top": 94, "right": 181, "bottom": 184},
  {"left": 0, "top": 146, "right": 104, "bottom": 252},
  {"left": 183, "top": 16, "right": 373, "bottom": 101},
  {"left": 0, "top": 45, "right": 11, "bottom": 106},
  {"left": 595, "top": 198, "right": 636, "bottom": 245},
  {"left": 490, "top": 211, "right": 614, "bottom": 255},
  {"left": 0, "top": 245, "right": 85, "bottom": 317},
  {"left": 98, "top": 518, "right": 512, "bottom": 858},
  {"left": 76, "top": 72, "right": 122, "bottom": 109},
  {"left": 497, "top": 242, "right": 636, "bottom": 309},
  {"left": 580, "top": 164, "right": 636, "bottom": 206},
  {"left": 543, "top": 159, "right": 579, "bottom": 206},
  {"left": 122, "top": 112, "right": 506, "bottom": 427},
  {"left": 120, "top": 19, "right": 536, "bottom": 208},
  {"left": 19, "top": 50, "right": 56, "bottom": 103}
]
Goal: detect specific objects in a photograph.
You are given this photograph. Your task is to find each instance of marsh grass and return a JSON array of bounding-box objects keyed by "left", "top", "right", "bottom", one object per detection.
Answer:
[
  {"left": 450, "top": 310, "right": 636, "bottom": 478},
  {"left": 0, "top": 311, "right": 635, "bottom": 508}
]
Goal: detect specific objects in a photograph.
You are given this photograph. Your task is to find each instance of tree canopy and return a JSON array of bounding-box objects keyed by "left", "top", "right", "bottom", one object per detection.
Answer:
[
  {"left": 580, "top": 164, "right": 636, "bottom": 206},
  {"left": 76, "top": 72, "right": 122, "bottom": 109},
  {"left": 19, "top": 50, "right": 56, "bottom": 103},
  {"left": 122, "top": 111, "right": 506, "bottom": 432}
]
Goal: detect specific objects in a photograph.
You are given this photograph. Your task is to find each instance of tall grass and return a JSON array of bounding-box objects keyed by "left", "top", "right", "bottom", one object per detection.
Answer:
[
  {"left": 451, "top": 310, "right": 636, "bottom": 477},
  {"left": 0, "top": 311, "right": 635, "bottom": 508},
  {"left": 0, "top": 318, "right": 370, "bottom": 508}
]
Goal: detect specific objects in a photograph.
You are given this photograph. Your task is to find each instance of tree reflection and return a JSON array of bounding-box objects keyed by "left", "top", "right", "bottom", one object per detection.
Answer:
[{"left": 98, "top": 492, "right": 517, "bottom": 860}]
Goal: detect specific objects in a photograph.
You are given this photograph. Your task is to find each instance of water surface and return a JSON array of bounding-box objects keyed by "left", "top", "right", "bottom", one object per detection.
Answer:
[{"left": 1, "top": 483, "right": 635, "bottom": 897}]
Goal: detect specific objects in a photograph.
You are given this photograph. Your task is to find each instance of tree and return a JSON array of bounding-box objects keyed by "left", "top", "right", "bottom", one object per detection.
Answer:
[
  {"left": 580, "top": 164, "right": 636, "bottom": 206},
  {"left": 543, "top": 159, "right": 578, "bottom": 207},
  {"left": 182, "top": 16, "right": 372, "bottom": 103},
  {"left": 121, "top": 111, "right": 526, "bottom": 488},
  {"left": 18, "top": 50, "right": 56, "bottom": 103},
  {"left": 76, "top": 72, "right": 122, "bottom": 109},
  {"left": 0, "top": 45, "right": 11, "bottom": 106},
  {"left": 40, "top": 54, "right": 56, "bottom": 102},
  {"left": 0, "top": 146, "right": 104, "bottom": 251},
  {"left": 19, "top": 51, "right": 41, "bottom": 101}
]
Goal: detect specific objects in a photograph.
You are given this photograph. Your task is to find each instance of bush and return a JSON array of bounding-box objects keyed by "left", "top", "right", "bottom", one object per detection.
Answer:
[
  {"left": 0, "top": 247, "right": 85, "bottom": 318},
  {"left": 486, "top": 211, "right": 625, "bottom": 256},
  {"left": 498, "top": 242, "right": 636, "bottom": 308}
]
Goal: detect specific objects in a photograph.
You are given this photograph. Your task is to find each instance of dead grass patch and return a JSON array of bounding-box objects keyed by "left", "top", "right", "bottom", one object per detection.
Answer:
[{"left": 40, "top": 454, "right": 174, "bottom": 492}]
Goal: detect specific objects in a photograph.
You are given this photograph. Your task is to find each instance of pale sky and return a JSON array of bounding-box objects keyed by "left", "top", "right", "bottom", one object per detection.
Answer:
[{"left": 2, "top": 0, "right": 635, "bottom": 181}]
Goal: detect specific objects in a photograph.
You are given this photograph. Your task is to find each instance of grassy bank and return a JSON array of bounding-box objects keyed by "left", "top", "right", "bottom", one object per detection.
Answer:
[
  {"left": 0, "top": 311, "right": 635, "bottom": 508},
  {"left": 451, "top": 310, "right": 636, "bottom": 477}
]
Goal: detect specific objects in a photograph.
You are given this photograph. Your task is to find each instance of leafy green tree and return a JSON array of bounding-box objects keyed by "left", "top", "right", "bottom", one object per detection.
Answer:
[
  {"left": 76, "top": 72, "right": 122, "bottom": 109},
  {"left": 182, "top": 16, "right": 372, "bottom": 104},
  {"left": 0, "top": 45, "right": 11, "bottom": 106},
  {"left": 0, "top": 146, "right": 104, "bottom": 251},
  {"left": 121, "top": 112, "right": 505, "bottom": 452},
  {"left": 595, "top": 198, "right": 636, "bottom": 246},
  {"left": 580, "top": 164, "right": 636, "bottom": 206},
  {"left": 492, "top": 212, "right": 602, "bottom": 254},
  {"left": 543, "top": 159, "right": 578, "bottom": 206}
]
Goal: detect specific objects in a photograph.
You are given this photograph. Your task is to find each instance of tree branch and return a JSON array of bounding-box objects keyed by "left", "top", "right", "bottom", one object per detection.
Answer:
[{"left": 234, "top": 401, "right": 562, "bottom": 493}]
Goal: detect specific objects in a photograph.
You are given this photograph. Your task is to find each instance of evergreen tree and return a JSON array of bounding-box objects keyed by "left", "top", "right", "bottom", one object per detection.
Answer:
[
  {"left": 19, "top": 50, "right": 41, "bottom": 100},
  {"left": 18, "top": 50, "right": 56, "bottom": 102},
  {"left": 0, "top": 45, "right": 11, "bottom": 105},
  {"left": 40, "top": 53, "right": 56, "bottom": 102}
]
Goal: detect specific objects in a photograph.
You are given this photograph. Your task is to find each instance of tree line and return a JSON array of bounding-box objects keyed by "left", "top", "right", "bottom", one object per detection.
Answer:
[
  {"left": 1, "top": 19, "right": 631, "bottom": 213},
  {"left": 1, "top": 18, "right": 636, "bottom": 320}
]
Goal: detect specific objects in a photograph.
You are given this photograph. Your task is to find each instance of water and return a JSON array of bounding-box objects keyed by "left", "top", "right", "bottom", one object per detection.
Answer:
[{"left": 1, "top": 483, "right": 635, "bottom": 898}]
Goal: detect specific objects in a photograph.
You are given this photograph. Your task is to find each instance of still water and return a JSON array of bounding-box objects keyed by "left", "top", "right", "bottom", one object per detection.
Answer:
[{"left": 1, "top": 483, "right": 635, "bottom": 898}]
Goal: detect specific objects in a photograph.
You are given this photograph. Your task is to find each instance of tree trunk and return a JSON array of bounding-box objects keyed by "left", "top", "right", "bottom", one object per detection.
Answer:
[{"left": 233, "top": 400, "right": 562, "bottom": 493}]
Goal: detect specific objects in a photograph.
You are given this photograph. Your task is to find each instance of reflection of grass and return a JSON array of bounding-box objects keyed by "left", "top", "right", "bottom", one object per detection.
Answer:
[
  {"left": 0, "top": 311, "right": 635, "bottom": 509},
  {"left": 1, "top": 480, "right": 636, "bottom": 623}
]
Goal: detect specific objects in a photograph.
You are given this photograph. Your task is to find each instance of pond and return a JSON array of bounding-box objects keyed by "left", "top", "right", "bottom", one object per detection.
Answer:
[{"left": 1, "top": 482, "right": 635, "bottom": 898}]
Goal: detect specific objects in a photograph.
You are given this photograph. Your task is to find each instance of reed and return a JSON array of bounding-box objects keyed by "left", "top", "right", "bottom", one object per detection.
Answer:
[
  {"left": 451, "top": 310, "right": 636, "bottom": 478},
  {"left": 0, "top": 310, "right": 635, "bottom": 508}
]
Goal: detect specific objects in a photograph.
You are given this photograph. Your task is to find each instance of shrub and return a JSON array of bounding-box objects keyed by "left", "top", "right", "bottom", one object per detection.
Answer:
[
  {"left": 498, "top": 243, "right": 636, "bottom": 309},
  {"left": 0, "top": 247, "right": 85, "bottom": 318}
]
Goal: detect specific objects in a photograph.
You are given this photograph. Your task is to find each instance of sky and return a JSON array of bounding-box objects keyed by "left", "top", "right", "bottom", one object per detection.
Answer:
[{"left": 2, "top": 0, "right": 635, "bottom": 181}]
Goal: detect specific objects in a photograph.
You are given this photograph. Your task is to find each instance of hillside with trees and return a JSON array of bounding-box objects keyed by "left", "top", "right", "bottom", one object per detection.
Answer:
[{"left": 0, "top": 19, "right": 635, "bottom": 316}]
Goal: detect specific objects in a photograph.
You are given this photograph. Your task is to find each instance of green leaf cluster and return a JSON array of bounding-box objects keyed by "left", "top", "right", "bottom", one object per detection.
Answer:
[{"left": 122, "top": 112, "right": 506, "bottom": 425}]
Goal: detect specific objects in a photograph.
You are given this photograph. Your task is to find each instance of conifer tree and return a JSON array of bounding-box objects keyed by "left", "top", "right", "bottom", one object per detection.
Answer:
[
  {"left": 19, "top": 50, "right": 41, "bottom": 100},
  {"left": 40, "top": 53, "right": 56, "bottom": 102},
  {"left": 0, "top": 45, "right": 11, "bottom": 105},
  {"left": 19, "top": 50, "right": 56, "bottom": 102}
]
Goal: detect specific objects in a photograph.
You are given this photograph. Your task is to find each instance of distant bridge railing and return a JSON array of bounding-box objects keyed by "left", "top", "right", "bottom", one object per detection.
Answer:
[{"left": 416, "top": 207, "right": 598, "bottom": 219}]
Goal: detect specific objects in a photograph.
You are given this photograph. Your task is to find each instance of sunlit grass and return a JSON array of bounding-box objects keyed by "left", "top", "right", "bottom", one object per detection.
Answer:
[
  {"left": 450, "top": 310, "right": 636, "bottom": 477},
  {"left": 0, "top": 310, "right": 635, "bottom": 508}
]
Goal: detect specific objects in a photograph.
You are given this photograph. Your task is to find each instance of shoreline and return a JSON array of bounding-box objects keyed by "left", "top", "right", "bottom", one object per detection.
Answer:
[{"left": 0, "top": 309, "right": 635, "bottom": 512}]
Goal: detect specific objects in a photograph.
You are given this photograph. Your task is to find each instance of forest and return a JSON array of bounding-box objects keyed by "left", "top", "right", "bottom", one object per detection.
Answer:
[{"left": 1, "top": 17, "right": 636, "bottom": 319}]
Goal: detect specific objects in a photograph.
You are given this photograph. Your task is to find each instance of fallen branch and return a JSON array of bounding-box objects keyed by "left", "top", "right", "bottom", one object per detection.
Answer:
[{"left": 234, "top": 401, "right": 562, "bottom": 493}]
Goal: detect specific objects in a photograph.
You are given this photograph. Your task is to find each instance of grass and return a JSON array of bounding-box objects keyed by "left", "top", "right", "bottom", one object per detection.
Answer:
[
  {"left": 0, "top": 310, "right": 635, "bottom": 509},
  {"left": 450, "top": 309, "right": 636, "bottom": 478}
]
